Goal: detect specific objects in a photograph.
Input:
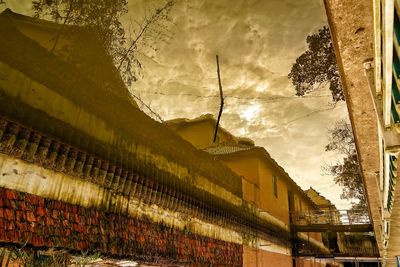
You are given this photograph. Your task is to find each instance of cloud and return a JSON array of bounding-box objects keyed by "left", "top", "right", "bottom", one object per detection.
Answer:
[
  {"left": 126, "top": 0, "right": 352, "bottom": 207},
  {"left": 4, "top": 0, "right": 351, "bottom": 208}
]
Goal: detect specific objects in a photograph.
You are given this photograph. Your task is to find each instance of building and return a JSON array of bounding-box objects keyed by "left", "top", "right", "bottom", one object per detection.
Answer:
[
  {"left": 167, "top": 114, "right": 340, "bottom": 267},
  {"left": 0, "top": 9, "right": 300, "bottom": 266},
  {"left": 324, "top": 0, "right": 399, "bottom": 265}
]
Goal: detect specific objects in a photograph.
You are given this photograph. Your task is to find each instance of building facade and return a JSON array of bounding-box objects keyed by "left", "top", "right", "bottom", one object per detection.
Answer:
[
  {"left": 167, "top": 114, "right": 339, "bottom": 267},
  {"left": 324, "top": 0, "right": 399, "bottom": 265},
  {"left": 0, "top": 9, "right": 291, "bottom": 266}
]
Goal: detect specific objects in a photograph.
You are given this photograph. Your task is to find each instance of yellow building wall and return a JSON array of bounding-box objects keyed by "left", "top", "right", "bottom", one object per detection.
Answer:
[
  {"left": 258, "top": 161, "right": 290, "bottom": 224},
  {"left": 219, "top": 156, "right": 260, "bottom": 206},
  {"left": 171, "top": 121, "right": 215, "bottom": 149},
  {"left": 220, "top": 155, "right": 290, "bottom": 224},
  {"left": 169, "top": 120, "right": 237, "bottom": 149}
]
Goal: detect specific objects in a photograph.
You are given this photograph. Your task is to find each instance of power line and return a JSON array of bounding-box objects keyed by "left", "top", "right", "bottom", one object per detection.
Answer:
[
  {"left": 269, "top": 102, "right": 346, "bottom": 129},
  {"left": 137, "top": 90, "right": 332, "bottom": 102}
]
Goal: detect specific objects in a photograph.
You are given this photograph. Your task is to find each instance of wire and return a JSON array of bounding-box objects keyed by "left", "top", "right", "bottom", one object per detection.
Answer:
[
  {"left": 269, "top": 102, "right": 346, "bottom": 129},
  {"left": 137, "top": 90, "right": 332, "bottom": 102}
]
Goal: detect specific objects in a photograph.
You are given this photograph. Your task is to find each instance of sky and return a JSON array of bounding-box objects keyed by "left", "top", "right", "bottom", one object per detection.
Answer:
[{"left": 1, "top": 0, "right": 353, "bottom": 209}]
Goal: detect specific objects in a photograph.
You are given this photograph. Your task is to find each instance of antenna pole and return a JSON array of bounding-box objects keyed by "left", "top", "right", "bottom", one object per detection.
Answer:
[{"left": 213, "top": 55, "right": 224, "bottom": 143}]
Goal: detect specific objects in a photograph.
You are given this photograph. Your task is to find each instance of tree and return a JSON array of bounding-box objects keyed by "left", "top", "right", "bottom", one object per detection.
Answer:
[
  {"left": 32, "top": 0, "right": 175, "bottom": 87},
  {"left": 288, "top": 26, "right": 344, "bottom": 103},
  {"left": 324, "top": 120, "right": 367, "bottom": 211},
  {"left": 32, "top": 0, "right": 127, "bottom": 57}
]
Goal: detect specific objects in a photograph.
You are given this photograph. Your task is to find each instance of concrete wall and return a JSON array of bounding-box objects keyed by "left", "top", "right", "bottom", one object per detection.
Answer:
[
  {"left": 219, "top": 154, "right": 291, "bottom": 224},
  {"left": 259, "top": 160, "right": 290, "bottom": 224},
  {"left": 219, "top": 156, "right": 260, "bottom": 206},
  {"left": 170, "top": 120, "right": 237, "bottom": 150},
  {"left": 171, "top": 121, "right": 216, "bottom": 149},
  {"left": 243, "top": 246, "right": 292, "bottom": 267}
]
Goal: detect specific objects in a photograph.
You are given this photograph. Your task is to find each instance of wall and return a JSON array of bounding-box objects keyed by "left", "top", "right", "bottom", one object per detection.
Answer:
[
  {"left": 0, "top": 187, "right": 243, "bottom": 265},
  {"left": 294, "top": 192, "right": 324, "bottom": 244},
  {"left": 295, "top": 257, "right": 343, "bottom": 267},
  {"left": 219, "top": 156, "right": 260, "bottom": 206},
  {"left": 218, "top": 153, "right": 290, "bottom": 224},
  {"left": 171, "top": 119, "right": 237, "bottom": 150},
  {"left": 172, "top": 121, "right": 216, "bottom": 149},
  {"left": 243, "top": 246, "right": 292, "bottom": 267},
  {"left": 258, "top": 160, "right": 290, "bottom": 224}
]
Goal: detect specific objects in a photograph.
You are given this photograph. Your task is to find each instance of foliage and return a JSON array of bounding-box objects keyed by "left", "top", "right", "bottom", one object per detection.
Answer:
[
  {"left": 324, "top": 120, "right": 367, "bottom": 211},
  {"left": 32, "top": 0, "right": 127, "bottom": 55},
  {"left": 116, "top": 0, "right": 175, "bottom": 86},
  {"left": 288, "top": 26, "right": 344, "bottom": 103},
  {"left": 0, "top": 247, "right": 70, "bottom": 267},
  {"left": 32, "top": 0, "right": 175, "bottom": 87}
]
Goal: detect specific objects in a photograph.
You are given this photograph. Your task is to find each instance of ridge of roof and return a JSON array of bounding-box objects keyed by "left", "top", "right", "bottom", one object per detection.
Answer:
[
  {"left": 305, "top": 187, "right": 336, "bottom": 208},
  {"left": 203, "top": 145, "right": 253, "bottom": 155},
  {"left": 165, "top": 113, "right": 236, "bottom": 138},
  {"left": 1, "top": 8, "right": 64, "bottom": 29},
  {"left": 165, "top": 113, "right": 215, "bottom": 125}
]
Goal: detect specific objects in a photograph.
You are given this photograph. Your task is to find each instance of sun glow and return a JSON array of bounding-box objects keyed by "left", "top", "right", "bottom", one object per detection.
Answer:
[{"left": 240, "top": 103, "right": 261, "bottom": 121}]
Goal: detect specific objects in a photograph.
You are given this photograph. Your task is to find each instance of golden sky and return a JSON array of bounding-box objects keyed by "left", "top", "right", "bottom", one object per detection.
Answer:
[{"left": 1, "top": 0, "right": 352, "bottom": 208}]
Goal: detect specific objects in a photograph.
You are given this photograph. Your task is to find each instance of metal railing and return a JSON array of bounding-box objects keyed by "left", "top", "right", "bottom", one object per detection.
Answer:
[{"left": 292, "top": 209, "right": 370, "bottom": 226}]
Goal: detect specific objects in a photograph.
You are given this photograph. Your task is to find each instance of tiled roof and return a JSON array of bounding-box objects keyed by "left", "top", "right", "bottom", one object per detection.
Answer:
[{"left": 204, "top": 145, "right": 252, "bottom": 155}]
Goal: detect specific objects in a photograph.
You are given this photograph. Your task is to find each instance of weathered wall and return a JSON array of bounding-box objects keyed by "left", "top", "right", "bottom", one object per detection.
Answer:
[
  {"left": 169, "top": 119, "right": 238, "bottom": 150},
  {"left": 324, "top": 0, "right": 383, "bottom": 257},
  {"left": 0, "top": 114, "right": 295, "bottom": 264},
  {"left": 295, "top": 257, "right": 342, "bottom": 267},
  {"left": 220, "top": 156, "right": 260, "bottom": 206},
  {"left": 170, "top": 121, "right": 216, "bottom": 150},
  {"left": 0, "top": 187, "right": 243, "bottom": 265},
  {"left": 243, "top": 246, "right": 292, "bottom": 267},
  {"left": 0, "top": 21, "right": 244, "bottom": 199},
  {"left": 258, "top": 160, "right": 290, "bottom": 225}
]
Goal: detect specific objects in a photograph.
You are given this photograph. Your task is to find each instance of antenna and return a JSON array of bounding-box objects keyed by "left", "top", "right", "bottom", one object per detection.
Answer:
[{"left": 213, "top": 55, "right": 224, "bottom": 143}]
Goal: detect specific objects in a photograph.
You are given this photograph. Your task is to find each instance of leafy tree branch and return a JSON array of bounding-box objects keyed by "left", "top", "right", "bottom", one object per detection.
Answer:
[{"left": 288, "top": 26, "right": 344, "bottom": 103}]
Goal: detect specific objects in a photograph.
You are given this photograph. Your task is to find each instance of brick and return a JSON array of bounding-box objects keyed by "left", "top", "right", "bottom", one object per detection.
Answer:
[
  {"left": 52, "top": 210, "right": 59, "bottom": 219},
  {"left": 4, "top": 209, "right": 14, "bottom": 220},
  {"left": 36, "top": 206, "right": 45, "bottom": 216},
  {"left": 45, "top": 217, "right": 54, "bottom": 226},
  {"left": 15, "top": 210, "right": 23, "bottom": 221},
  {"left": 18, "top": 201, "right": 27, "bottom": 211},
  {"left": 6, "top": 221, "right": 14, "bottom": 230},
  {"left": 4, "top": 199, "right": 16, "bottom": 209},
  {"left": 26, "top": 211, "right": 36, "bottom": 222},
  {"left": 38, "top": 197, "right": 45, "bottom": 207},
  {"left": 0, "top": 229, "right": 5, "bottom": 241},
  {"left": 5, "top": 189, "right": 18, "bottom": 200}
]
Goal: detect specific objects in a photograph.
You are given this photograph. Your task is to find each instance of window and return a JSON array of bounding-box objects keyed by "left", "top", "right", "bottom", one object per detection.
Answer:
[{"left": 273, "top": 175, "right": 278, "bottom": 198}]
